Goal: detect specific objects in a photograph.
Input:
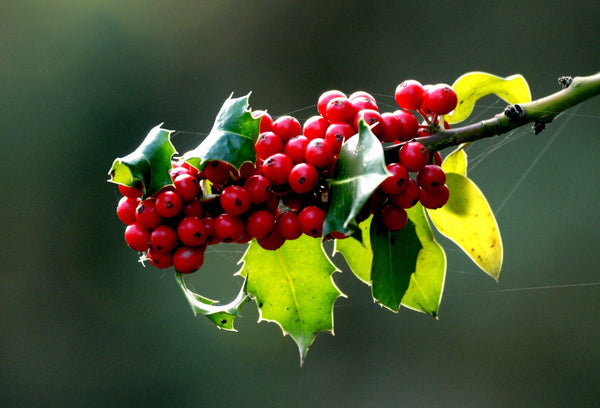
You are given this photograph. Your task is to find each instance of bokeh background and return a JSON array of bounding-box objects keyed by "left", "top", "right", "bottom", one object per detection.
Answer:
[{"left": 1, "top": 1, "right": 599, "bottom": 407}]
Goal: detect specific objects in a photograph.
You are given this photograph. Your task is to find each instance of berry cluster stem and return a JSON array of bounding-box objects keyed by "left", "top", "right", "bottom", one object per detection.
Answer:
[{"left": 385, "top": 72, "right": 600, "bottom": 157}]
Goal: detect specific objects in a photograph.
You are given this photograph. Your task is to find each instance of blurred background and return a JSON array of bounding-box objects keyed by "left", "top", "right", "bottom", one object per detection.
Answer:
[{"left": 1, "top": 1, "right": 599, "bottom": 407}]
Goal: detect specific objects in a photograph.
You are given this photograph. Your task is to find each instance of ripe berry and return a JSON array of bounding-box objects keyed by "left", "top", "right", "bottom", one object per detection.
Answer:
[
  {"left": 325, "top": 123, "right": 354, "bottom": 153},
  {"left": 172, "top": 246, "right": 206, "bottom": 274},
  {"left": 201, "top": 216, "right": 219, "bottom": 245},
  {"left": 257, "top": 231, "right": 286, "bottom": 251},
  {"left": 214, "top": 213, "right": 245, "bottom": 243},
  {"left": 118, "top": 183, "right": 143, "bottom": 198},
  {"left": 261, "top": 153, "right": 294, "bottom": 185},
  {"left": 417, "top": 165, "right": 446, "bottom": 192},
  {"left": 276, "top": 211, "right": 302, "bottom": 240},
  {"left": 399, "top": 141, "right": 429, "bottom": 172},
  {"left": 390, "top": 179, "right": 421, "bottom": 208},
  {"left": 302, "top": 115, "right": 329, "bottom": 140},
  {"left": 255, "top": 131, "right": 284, "bottom": 160},
  {"left": 174, "top": 173, "right": 200, "bottom": 201},
  {"left": 317, "top": 90, "right": 346, "bottom": 117},
  {"left": 395, "top": 79, "right": 426, "bottom": 110},
  {"left": 350, "top": 96, "right": 379, "bottom": 112},
  {"left": 434, "top": 151, "right": 443, "bottom": 166},
  {"left": 135, "top": 198, "right": 162, "bottom": 230},
  {"left": 298, "top": 206, "right": 326, "bottom": 237},
  {"left": 288, "top": 163, "right": 319, "bottom": 194},
  {"left": 272, "top": 115, "right": 302, "bottom": 143},
  {"left": 284, "top": 135, "right": 309, "bottom": 163},
  {"left": 124, "top": 223, "right": 150, "bottom": 252},
  {"left": 419, "top": 185, "right": 450, "bottom": 209},
  {"left": 155, "top": 190, "right": 183, "bottom": 218},
  {"left": 422, "top": 83, "right": 458, "bottom": 115},
  {"left": 243, "top": 174, "right": 272, "bottom": 204},
  {"left": 380, "top": 163, "right": 410, "bottom": 195},
  {"left": 305, "top": 138, "right": 336, "bottom": 169},
  {"left": 177, "top": 216, "right": 207, "bottom": 247},
  {"left": 245, "top": 209, "right": 276, "bottom": 239},
  {"left": 257, "top": 111, "right": 273, "bottom": 133},
  {"left": 182, "top": 197, "right": 203, "bottom": 217},
  {"left": 150, "top": 225, "right": 177, "bottom": 253},
  {"left": 348, "top": 90, "right": 376, "bottom": 103},
  {"left": 117, "top": 196, "right": 139, "bottom": 225},
  {"left": 325, "top": 96, "right": 356, "bottom": 124},
  {"left": 379, "top": 112, "right": 402, "bottom": 143},
  {"left": 147, "top": 248, "right": 173, "bottom": 269},
  {"left": 220, "top": 185, "right": 251, "bottom": 215},
  {"left": 393, "top": 110, "right": 419, "bottom": 141},
  {"left": 354, "top": 109, "right": 383, "bottom": 136},
  {"left": 204, "top": 160, "right": 232, "bottom": 185},
  {"left": 380, "top": 204, "right": 408, "bottom": 231}
]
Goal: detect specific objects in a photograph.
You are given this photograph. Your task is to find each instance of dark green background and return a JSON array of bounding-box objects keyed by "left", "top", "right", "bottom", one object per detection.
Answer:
[{"left": 2, "top": 1, "right": 599, "bottom": 407}]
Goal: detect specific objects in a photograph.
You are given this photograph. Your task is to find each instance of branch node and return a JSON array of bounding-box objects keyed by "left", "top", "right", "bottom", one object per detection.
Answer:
[
  {"left": 558, "top": 76, "right": 573, "bottom": 89},
  {"left": 504, "top": 104, "right": 526, "bottom": 122},
  {"left": 532, "top": 122, "right": 546, "bottom": 135}
]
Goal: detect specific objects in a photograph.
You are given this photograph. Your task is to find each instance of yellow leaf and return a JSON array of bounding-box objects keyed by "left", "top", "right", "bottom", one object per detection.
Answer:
[
  {"left": 441, "top": 145, "right": 468, "bottom": 176},
  {"left": 427, "top": 173, "right": 503, "bottom": 280},
  {"left": 446, "top": 72, "right": 531, "bottom": 124}
]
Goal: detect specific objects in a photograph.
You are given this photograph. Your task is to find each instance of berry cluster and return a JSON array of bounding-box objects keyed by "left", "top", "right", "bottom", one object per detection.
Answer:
[{"left": 115, "top": 79, "right": 457, "bottom": 273}]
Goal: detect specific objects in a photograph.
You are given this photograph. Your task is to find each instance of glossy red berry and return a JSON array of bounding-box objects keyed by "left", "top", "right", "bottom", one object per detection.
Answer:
[
  {"left": 399, "top": 141, "right": 429, "bottom": 172},
  {"left": 147, "top": 248, "right": 173, "bottom": 269},
  {"left": 302, "top": 115, "right": 329, "bottom": 140},
  {"left": 243, "top": 174, "right": 272, "bottom": 204},
  {"left": 245, "top": 209, "right": 276, "bottom": 239},
  {"left": 257, "top": 111, "right": 273, "bottom": 133},
  {"left": 395, "top": 80, "right": 426, "bottom": 110},
  {"left": 177, "top": 216, "right": 207, "bottom": 247},
  {"left": 135, "top": 198, "right": 162, "bottom": 230},
  {"left": 284, "top": 135, "right": 309, "bottom": 163},
  {"left": 305, "top": 138, "right": 336, "bottom": 169},
  {"left": 422, "top": 83, "right": 457, "bottom": 115},
  {"left": 317, "top": 90, "right": 346, "bottom": 117},
  {"left": 220, "top": 185, "right": 251, "bottom": 215},
  {"left": 393, "top": 110, "right": 419, "bottom": 141},
  {"left": 380, "top": 163, "right": 410, "bottom": 195},
  {"left": 380, "top": 204, "right": 408, "bottom": 231},
  {"left": 419, "top": 185, "right": 450, "bottom": 209},
  {"left": 272, "top": 115, "right": 302, "bottom": 143},
  {"left": 118, "top": 183, "right": 143, "bottom": 198},
  {"left": 204, "top": 160, "right": 232, "bottom": 185},
  {"left": 117, "top": 196, "right": 139, "bottom": 225},
  {"left": 150, "top": 225, "right": 177, "bottom": 253},
  {"left": 214, "top": 213, "right": 245, "bottom": 243},
  {"left": 255, "top": 131, "right": 284, "bottom": 160},
  {"left": 124, "top": 223, "right": 150, "bottom": 252},
  {"left": 417, "top": 165, "right": 446, "bottom": 192},
  {"left": 325, "top": 96, "right": 356, "bottom": 124},
  {"left": 172, "top": 246, "right": 206, "bottom": 274},
  {"left": 261, "top": 153, "right": 294, "bottom": 185},
  {"left": 434, "top": 151, "right": 443, "bottom": 166},
  {"left": 350, "top": 96, "right": 379, "bottom": 112},
  {"left": 155, "top": 190, "right": 183, "bottom": 218},
  {"left": 276, "top": 211, "right": 302, "bottom": 240},
  {"left": 201, "top": 216, "right": 219, "bottom": 245},
  {"left": 354, "top": 109, "right": 383, "bottom": 136},
  {"left": 325, "top": 123, "right": 354, "bottom": 153},
  {"left": 288, "top": 163, "right": 319, "bottom": 194},
  {"left": 390, "top": 179, "right": 421, "bottom": 209},
  {"left": 257, "top": 231, "right": 286, "bottom": 251},
  {"left": 182, "top": 197, "right": 203, "bottom": 217},
  {"left": 298, "top": 206, "right": 325, "bottom": 237},
  {"left": 379, "top": 112, "right": 402, "bottom": 143},
  {"left": 173, "top": 173, "right": 200, "bottom": 201}
]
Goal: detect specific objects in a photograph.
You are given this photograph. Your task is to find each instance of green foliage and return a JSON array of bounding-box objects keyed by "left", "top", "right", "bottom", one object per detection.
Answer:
[
  {"left": 333, "top": 216, "right": 373, "bottom": 284},
  {"left": 108, "top": 125, "right": 176, "bottom": 199}
]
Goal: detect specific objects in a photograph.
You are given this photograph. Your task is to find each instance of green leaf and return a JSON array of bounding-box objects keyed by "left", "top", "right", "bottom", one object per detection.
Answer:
[
  {"left": 427, "top": 173, "right": 503, "bottom": 280},
  {"left": 323, "top": 120, "right": 389, "bottom": 238},
  {"left": 446, "top": 72, "right": 532, "bottom": 124},
  {"left": 237, "top": 235, "right": 344, "bottom": 364},
  {"left": 175, "top": 271, "right": 249, "bottom": 331},
  {"left": 441, "top": 144, "right": 468, "bottom": 176},
  {"left": 333, "top": 216, "right": 373, "bottom": 284},
  {"left": 370, "top": 211, "right": 422, "bottom": 312},
  {"left": 401, "top": 205, "right": 446, "bottom": 317},
  {"left": 107, "top": 124, "right": 176, "bottom": 199},
  {"left": 182, "top": 93, "right": 261, "bottom": 170}
]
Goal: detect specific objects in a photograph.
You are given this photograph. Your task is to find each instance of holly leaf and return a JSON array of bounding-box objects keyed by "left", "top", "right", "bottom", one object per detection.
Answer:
[
  {"left": 446, "top": 72, "right": 532, "bottom": 124},
  {"left": 175, "top": 272, "right": 249, "bottom": 331},
  {"left": 370, "top": 211, "right": 422, "bottom": 312},
  {"left": 401, "top": 204, "right": 446, "bottom": 317},
  {"left": 107, "top": 124, "right": 176, "bottom": 199},
  {"left": 323, "top": 120, "right": 389, "bottom": 238},
  {"left": 237, "top": 235, "right": 344, "bottom": 364},
  {"left": 427, "top": 173, "right": 503, "bottom": 280},
  {"left": 182, "top": 93, "right": 261, "bottom": 170},
  {"left": 333, "top": 216, "right": 373, "bottom": 284}
]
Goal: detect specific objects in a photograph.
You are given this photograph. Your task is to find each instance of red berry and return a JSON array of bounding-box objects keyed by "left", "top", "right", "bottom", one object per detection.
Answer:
[
  {"left": 380, "top": 204, "right": 408, "bottom": 231},
  {"left": 390, "top": 179, "right": 421, "bottom": 208},
  {"left": 255, "top": 131, "right": 284, "bottom": 161},
  {"left": 395, "top": 80, "right": 426, "bottom": 110},
  {"left": 261, "top": 153, "right": 294, "bottom": 185},
  {"left": 201, "top": 216, "right": 219, "bottom": 245},
  {"left": 325, "top": 123, "right": 355, "bottom": 153},
  {"left": 348, "top": 90, "right": 376, "bottom": 102},
  {"left": 325, "top": 96, "right": 356, "bottom": 124},
  {"left": 399, "top": 141, "right": 429, "bottom": 172},
  {"left": 174, "top": 174, "right": 200, "bottom": 202},
  {"left": 380, "top": 163, "right": 410, "bottom": 195},
  {"left": 182, "top": 197, "right": 203, "bottom": 217},
  {"left": 305, "top": 138, "right": 336, "bottom": 169},
  {"left": 177, "top": 216, "right": 207, "bottom": 247},
  {"left": 155, "top": 190, "right": 183, "bottom": 218},
  {"left": 119, "top": 183, "right": 143, "bottom": 198},
  {"left": 124, "top": 223, "right": 150, "bottom": 252},
  {"left": 298, "top": 206, "right": 325, "bottom": 237},
  {"left": 239, "top": 161, "right": 259, "bottom": 179},
  {"left": 272, "top": 115, "right": 302, "bottom": 143},
  {"left": 393, "top": 110, "right": 419, "bottom": 141},
  {"left": 150, "top": 225, "right": 177, "bottom": 253},
  {"left": 135, "top": 198, "right": 162, "bottom": 230},
  {"left": 245, "top": 209, "right": 276, "bottom": 239},
  {"left": 276, "top": 211, "right": 302, "bottom": 240},
  {"left": 214, "top": 213, "right": 245, "bottom": 243},
  {"left": 117, "top": 196, "right": 139, "bottom": 225},
  {"left": 172, "top": 246, "right": 206, "bottom": 274},
  {"left": 204, "top": 160, "right": 232, "bottom": 185},
  {"left": 419, "top": 185, "right": 450, "bottom": 209},
  {"left": 284, "top": 135, "right": 309, "bottom": 163},
  {"left": 147, "top": 248, "right": 173, "bottom": 269},
  {"left": 422, "top": 83, "right": 457, "bottom": 115},
  {"left": 417, "top": 165, "right": 447, "bottom": 192},
  {"left": 257, "top": 231, "right": 286, "bottom": 251},
  {"left": 434, "top": 151, "right": 443, "bottom": 166},
  {"left": 350, "top": 96, "right": 379, "bottom": 112},
  {"left": 302, "top": 115, "right": 329, "bottom": 140},
  {"left": 288, "top": 163, "right": 319, "bottom": 194},
  {"left": 317, "top": 90, "right": 346, "bottom": 117},
  {"left": 257, "top": 111, "right": 273, "bottom": 133},
  {"left": 220, "top": 185, "right": 251, "bottom": 215},
  {"left": 354, "top": 109, "right": 383, "bottom": 136},
  {"left": 379, "top": 112, "right": 402, "bottom": 143},
  {"left": 243, "top": 175, "right": 272, "bottom": 204}
]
